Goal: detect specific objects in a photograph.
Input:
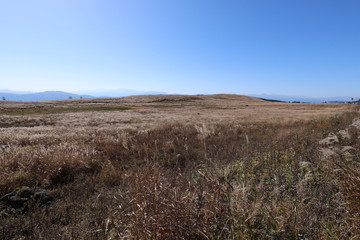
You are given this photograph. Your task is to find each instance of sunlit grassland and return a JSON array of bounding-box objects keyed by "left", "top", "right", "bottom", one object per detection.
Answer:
[
  {"left": 0, "top": 106, "right": 133, "bottom": 115},
  {"left": 0, "top": 95, "right": 359, "bottom": 239}
]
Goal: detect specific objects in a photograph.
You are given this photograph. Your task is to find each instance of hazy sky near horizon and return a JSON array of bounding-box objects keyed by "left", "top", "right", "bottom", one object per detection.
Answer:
[{"left": 0, "top": 0, "right": 359, "bottom": 97}]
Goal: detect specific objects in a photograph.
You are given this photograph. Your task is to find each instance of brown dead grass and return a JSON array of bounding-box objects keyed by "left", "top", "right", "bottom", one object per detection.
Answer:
[
  {"left": 0, "top": 94, "right": 354, "bottom": 130},
  {"left": 0, "top": 94, "right": 359, "bottom": 239}
]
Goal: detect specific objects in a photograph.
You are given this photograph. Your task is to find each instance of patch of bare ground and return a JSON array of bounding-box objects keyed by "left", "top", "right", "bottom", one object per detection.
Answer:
[{"left": 0, "top": 94, "right": 359, "bottom": 239}]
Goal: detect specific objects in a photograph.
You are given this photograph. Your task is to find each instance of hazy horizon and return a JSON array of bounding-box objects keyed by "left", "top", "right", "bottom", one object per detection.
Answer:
[
  {"left": 1, "top": 88, "right": 358, "bottom": 102},
  {"left": 1, "top": 1, "right": 359, "bottom": 97}
]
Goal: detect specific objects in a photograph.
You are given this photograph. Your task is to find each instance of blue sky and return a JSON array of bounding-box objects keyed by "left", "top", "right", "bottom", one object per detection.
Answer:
[{"left": 0, "top": 0, "right": 359, "bottom": 97}]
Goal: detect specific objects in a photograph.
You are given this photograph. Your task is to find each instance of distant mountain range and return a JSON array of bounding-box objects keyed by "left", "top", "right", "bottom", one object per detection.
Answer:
[
  {"left": 249, "top": 94, "right": 355, "bottom": 103},
  {"left": 0, "top": 89, "right": 167, "bottom": 101},
  {"left": 0, "top": 89, "right": 355, "bottom": 102},
  {"left": 0, "top": 91, "right": 93, "bottom": 101},
  {"left": 0, "top": 89, "right": 35, "bottom": 94}
]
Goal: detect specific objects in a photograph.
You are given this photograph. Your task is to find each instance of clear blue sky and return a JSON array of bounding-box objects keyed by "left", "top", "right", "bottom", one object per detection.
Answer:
[{"left": 0, "top": 0, "right": 359, "bottom": 97}]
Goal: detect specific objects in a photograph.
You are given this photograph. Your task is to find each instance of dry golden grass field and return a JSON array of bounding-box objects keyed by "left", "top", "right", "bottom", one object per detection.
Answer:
[
  {"left": 0, "top": 94, "right": 359, "bottom": 239},
  {"left": 0, "top": 94, "right": 354, "bottom": 128}
]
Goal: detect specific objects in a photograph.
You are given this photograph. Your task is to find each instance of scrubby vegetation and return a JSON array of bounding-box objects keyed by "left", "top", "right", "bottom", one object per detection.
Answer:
[{"left": 0, "top": 96, "right": 359, "bottom": 239}]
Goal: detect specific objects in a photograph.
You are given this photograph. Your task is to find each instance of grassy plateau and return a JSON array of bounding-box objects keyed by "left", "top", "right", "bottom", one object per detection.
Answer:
[{"left": 0, "top": 94, "right": 359, "bottom": 239}]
